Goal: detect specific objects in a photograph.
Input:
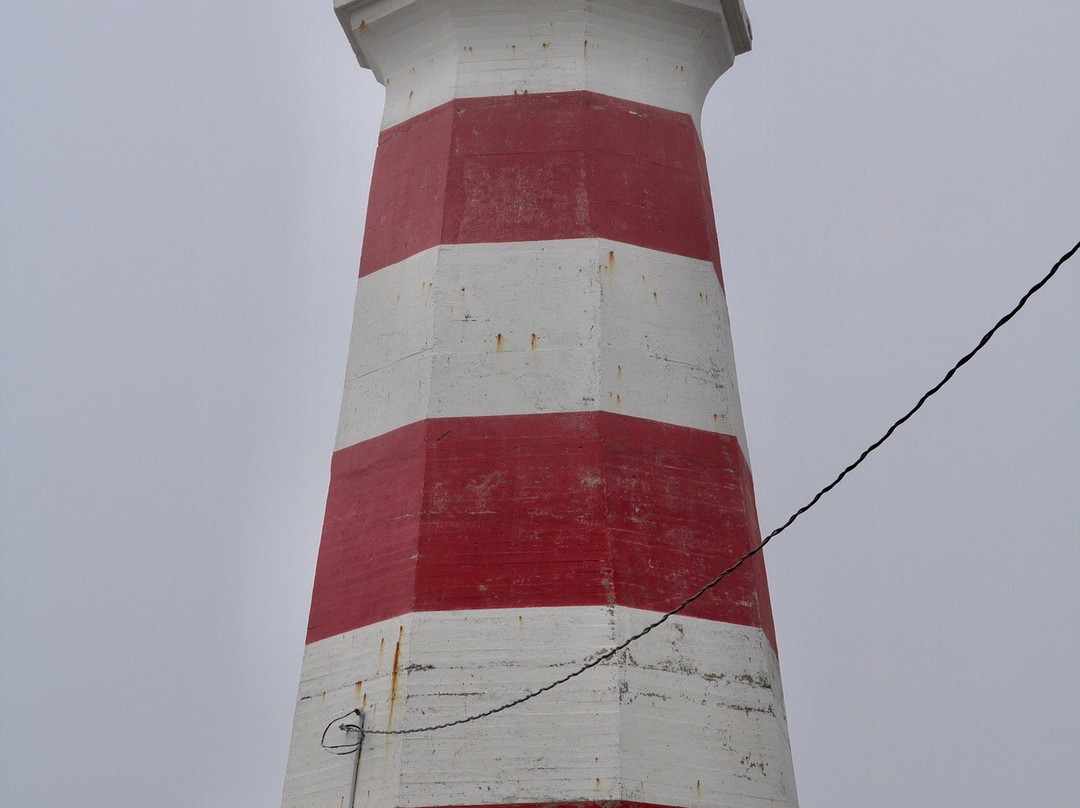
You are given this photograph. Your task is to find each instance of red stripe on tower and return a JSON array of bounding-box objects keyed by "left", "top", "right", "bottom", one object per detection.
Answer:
[
  {"left": 359, "top": 93, "right": 724, "bottom": 282},
  {"left": 282, "top": 3, "right": 799, "bottom": 808},
  {"left": 307, "top": 412, "right": 776, "bottom": 648}
]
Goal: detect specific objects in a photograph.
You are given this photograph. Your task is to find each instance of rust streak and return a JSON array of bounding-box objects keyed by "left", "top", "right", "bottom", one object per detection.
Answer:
[
  {"left": 496, "top": 333, "right": 505, "bottom": 351},
  {"left": 600, "top": 251, "right": 615, "bottom": 279},
  {"left": 386, "top": 625, "right": 404, "bottom": 727},
  {"left": 530, "top": 333, "right": 538, "bottom": 350}
]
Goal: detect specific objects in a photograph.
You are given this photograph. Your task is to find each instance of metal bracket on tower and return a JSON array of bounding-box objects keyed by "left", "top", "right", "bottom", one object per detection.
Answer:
[
  {"left": 344, "top": 709, "right": 365, "bottom": 808},
  {"left": 319, "top": 708, "right": 366, "bottom": 808}
]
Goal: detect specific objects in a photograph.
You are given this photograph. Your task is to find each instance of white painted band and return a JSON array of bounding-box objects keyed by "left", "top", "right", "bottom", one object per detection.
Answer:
[
  {"left": 281, "top": 606, "right": 798, "bottom": 808},
  {"left": 334, "top": 0, "right": 747, "bottom": 130},
  {"left": 334, "top": 239, "right": 750, "bottom": 460}
]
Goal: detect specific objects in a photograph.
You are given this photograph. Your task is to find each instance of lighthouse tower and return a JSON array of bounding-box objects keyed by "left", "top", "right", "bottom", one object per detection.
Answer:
[{"left": 282, "top": 1, "right": 798, "bottom": 807}]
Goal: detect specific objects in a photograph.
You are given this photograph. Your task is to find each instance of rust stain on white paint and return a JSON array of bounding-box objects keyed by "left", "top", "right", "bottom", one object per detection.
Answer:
[
  {"left": 334, "top": 241, "right": 750, "bottom": 457},
  {"left": 282, "top": 607, "right": 795, "bottom": 807},
  {"left": 386, "top": 625, "right": 404, "bottom": 728}
]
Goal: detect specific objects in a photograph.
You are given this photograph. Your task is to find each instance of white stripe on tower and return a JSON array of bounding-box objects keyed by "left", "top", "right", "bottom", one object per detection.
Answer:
[
  {"left": 282, "top": 2, "right": 799, "bottom": 808},
  {"left": 334, "top": 241, "right": 750, "bottom": 458},
  {"left": 283, "top": 608, "right": 795, "bottom": 806}
]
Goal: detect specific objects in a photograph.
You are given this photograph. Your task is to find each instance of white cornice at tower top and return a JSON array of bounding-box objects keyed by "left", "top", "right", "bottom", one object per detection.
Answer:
[{"left": 333, "top": 0, "right": 752, "bottom": 130}]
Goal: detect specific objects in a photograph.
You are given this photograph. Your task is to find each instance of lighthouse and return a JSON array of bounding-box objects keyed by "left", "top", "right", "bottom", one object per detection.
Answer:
[{"left": 281, "top": 1, "right": 798, "bottom": 807}]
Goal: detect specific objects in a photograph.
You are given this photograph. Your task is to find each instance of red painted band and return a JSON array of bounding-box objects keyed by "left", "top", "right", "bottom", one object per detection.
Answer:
[
  {"left": 307, "top": 412, "right": 775, "bottom": 651},
  {"left": 359, "top": 91, "right": 724, "bottom": 284}
]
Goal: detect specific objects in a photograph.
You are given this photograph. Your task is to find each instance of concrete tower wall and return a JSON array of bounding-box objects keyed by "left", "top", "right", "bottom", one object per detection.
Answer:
[{"left": 282, "top": 2, "right": 797, "bottom": 807}]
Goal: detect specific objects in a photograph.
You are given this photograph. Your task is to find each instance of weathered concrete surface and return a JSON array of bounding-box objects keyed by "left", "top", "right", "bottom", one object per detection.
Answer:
[
  {"left": 283, "top": 608, "right": 796, "bottom": 808},
  {"left": 357, "top": 93, "right": 723, "bottom": 280},
  {"left": 283, "top": 2, "right": 798, "bottom": 807},
  {"left": 309, "top": 411, "right": 775, "bottom": 648},
  {"left": 335, "top": 240, "right": 747, "bottom": 457}
]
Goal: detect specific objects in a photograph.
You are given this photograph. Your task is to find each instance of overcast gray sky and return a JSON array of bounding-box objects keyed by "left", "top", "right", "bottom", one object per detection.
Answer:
[{"left": 2, "top": 2, "right": 1078, "bottom": 806}]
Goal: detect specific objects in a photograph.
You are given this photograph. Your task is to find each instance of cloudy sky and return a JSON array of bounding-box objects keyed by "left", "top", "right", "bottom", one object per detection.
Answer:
[{"left": 2, "top": 1, "right": 1078, "bottom": 806}]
